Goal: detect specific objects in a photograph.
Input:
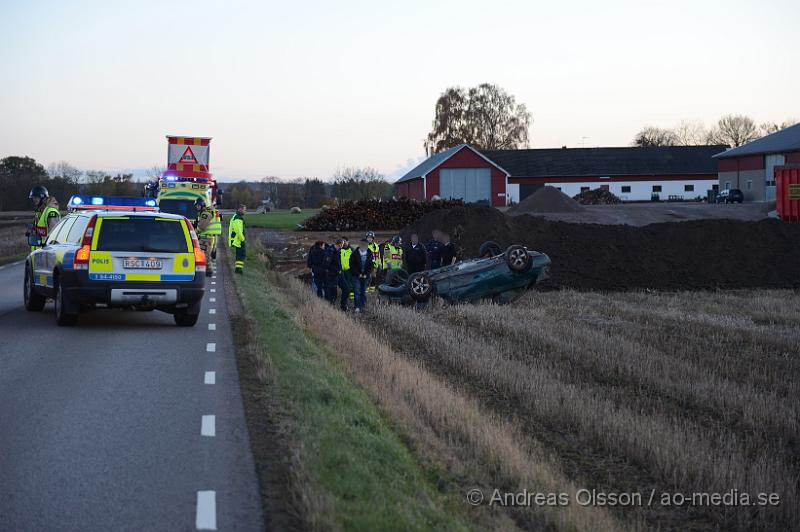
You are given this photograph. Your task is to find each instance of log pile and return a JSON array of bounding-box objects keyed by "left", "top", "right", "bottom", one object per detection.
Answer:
[
  {"left": 300, "top": 198, "right": 464, "bottom": 231},
  {"left": 572, "top": 188, "right": 622, "bottom": 205}
]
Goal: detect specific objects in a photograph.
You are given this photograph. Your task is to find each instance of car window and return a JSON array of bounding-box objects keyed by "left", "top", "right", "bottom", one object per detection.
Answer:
[
  {"left": 46, "top": 217, "right": 75, "bottom": 245},
  {"left": 95, "top": 217, "right": 190, "bottom": 253},
  {"left": 66, "top": 216, "right": 90, "bottom": 244}
]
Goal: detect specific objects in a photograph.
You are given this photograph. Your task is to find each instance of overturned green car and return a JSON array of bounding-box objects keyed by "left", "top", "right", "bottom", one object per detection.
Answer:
[{"left": 377, "top": 242, "right": 551, "bottom": 305}]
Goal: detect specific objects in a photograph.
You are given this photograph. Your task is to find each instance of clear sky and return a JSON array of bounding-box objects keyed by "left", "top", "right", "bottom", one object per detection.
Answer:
[{"left": 1, "top": 0, "right": 798, "bottom": 181}]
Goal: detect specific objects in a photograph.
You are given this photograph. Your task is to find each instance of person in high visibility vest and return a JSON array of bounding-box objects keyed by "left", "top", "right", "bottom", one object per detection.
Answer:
[
  {"left": 207, "top": 203, "right": 223, "bottom": 260},
  {"left": 338, "top": 236, "right": 354, "bottom": 310},
  {"left": 194, "top": 198, "right": 215, "bottom": 277},
  {"left": 383, "top": 235, "right": 403, "bottom": 270},
  {"left": 365, "top": 231, "right": 382, "bottom": 294},
  {"left": 27, "top": 185, "right": 60, "bottom": 251},
  {"left": 228, "top": 204, "right": 247, "bottom": 274}
]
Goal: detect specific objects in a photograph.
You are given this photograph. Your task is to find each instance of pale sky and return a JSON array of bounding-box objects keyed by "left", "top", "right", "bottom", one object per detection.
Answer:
[{"left": 1, "top": 0, "right": 798, "bottom": 181}]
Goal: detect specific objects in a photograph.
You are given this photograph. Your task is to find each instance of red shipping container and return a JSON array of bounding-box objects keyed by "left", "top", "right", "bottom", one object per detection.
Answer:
[{"left": 775, "top": 165, "right": 800, "bottom": 222}]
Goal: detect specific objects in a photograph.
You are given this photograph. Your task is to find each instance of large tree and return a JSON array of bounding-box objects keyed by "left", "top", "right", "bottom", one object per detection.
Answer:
[
  {"left": 425, "top": 83, "right": 532, "bottom": 155},
  {"left": 707, "top": 114, "right": 759, "bottom": 147},
  {"left": 0, "top": 156, "right": 49, "bottom": 211},
  {"left": 331, "top": 167, "right": 392, "bottom": 201},
  {"left": 632, "top": 126, "right": 678, "bottom": 147},
  {"left": 759, "top": 119, "right": 797, "bottom": 136}
]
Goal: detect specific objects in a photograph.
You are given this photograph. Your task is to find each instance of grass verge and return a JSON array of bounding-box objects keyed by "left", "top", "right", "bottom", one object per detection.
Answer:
[
  {"left": 0, "top": 252, "right": 27, "bottom": 266},
  {"left": 227, "top": 241, "right": 469, "bottom": 531}
]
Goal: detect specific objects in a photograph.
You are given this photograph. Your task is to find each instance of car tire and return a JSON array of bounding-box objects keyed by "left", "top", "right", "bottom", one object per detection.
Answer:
[
  {"left": 505, "top": 245, "right": 531, "bottom": 273},
  {"left": 174, "top": 310, "right": 199, "bottom": 327},
  {"left": 24, "top": 265, "right": 46, "bottom": 312},
  {"left": 479, "top": 241, "right": 502, "bottom": 258},
  {"left": 407, "top": 272, "right": 433, "bottom": 302},
  {"left": 385, "top": 268, "right": 409, "bottom": 287},
  {"left": 54, "top": 281, "right": 78, "bottom": 326}
]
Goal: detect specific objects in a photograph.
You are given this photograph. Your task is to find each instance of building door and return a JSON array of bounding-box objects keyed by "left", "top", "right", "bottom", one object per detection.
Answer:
[
  {"left": 765, "top": 154, "right": 784, "bottom": 201},
  {"left": 440, "top": 168, "right": 491, "bottom": 203}
]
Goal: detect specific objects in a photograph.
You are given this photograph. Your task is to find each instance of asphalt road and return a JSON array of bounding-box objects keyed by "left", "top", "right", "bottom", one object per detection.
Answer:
[{"left": 0, "top": 259, "right": 264, "bottom": 531}]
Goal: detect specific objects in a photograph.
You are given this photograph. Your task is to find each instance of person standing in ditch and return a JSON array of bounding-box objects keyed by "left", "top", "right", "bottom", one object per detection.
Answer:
[
  {"left": 404, "top": 233, "right": 427, "bottom": 274},
  {"left": 338, "top": 236, "right": 354, "bottom": 311},
  {"left": 440, "top": 231, "right": 457, "bottom": 266},
  {"left": 365, "top": 231, "right": 382, "bottom": 294},
  {"left": 323, "top": 239, "right": 341, "bottom": 306},
  {"left": 228, "top": 204, "right": 247, "bottom": 274},
  {"left": 349, "top": 240, "right": 374, "bottom": 313},
  {"left": 306, "top": 240, "right": 326, "bottom": 298}
]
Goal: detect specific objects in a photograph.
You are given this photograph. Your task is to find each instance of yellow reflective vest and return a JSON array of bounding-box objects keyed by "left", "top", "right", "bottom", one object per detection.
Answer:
[
  {"left": 206, "top": 209, "right": 222, "bottom": 236},
  {"left": 228, "top": 214, "right": 245, "bottom": 248},
  {"left": 340, "top": 247, "right": 353, "bottom": 271},
  {"left": 367, "top": 242, "right": 382, "bottom": 269},
  {"left": 383, "top": 243, "right": 403, "bottom": 269}
]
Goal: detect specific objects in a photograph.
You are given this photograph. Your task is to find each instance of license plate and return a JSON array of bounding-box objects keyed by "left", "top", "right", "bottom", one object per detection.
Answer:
[{"left": 123, "top": 259, "right": 163, "bottom": 270}]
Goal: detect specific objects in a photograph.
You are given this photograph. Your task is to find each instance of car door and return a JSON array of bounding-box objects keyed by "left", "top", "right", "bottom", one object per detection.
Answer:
[{"left": 34, "top": 217, "right": 74, "bottom": 290}]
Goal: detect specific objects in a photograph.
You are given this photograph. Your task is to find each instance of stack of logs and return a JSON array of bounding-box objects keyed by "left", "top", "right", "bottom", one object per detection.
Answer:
[{"left": 300, "top": 198, "right": 465, "bottom": 231}]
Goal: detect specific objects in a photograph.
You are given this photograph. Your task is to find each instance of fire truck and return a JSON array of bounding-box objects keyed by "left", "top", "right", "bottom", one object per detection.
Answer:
[{"left": 145, "top": 135, "right": 222, "bottom": 219}]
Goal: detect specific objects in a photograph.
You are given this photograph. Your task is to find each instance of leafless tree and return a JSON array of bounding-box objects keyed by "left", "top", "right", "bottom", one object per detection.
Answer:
[
  {"left": 145, "top": 165, "right": 165, "bottom": 181},
  {"left": 632, "top": 126, "right": 678, "bottom": 147},
  {"left": 707, "top": 114, "right": 759, "bottom": 147},
  {"left": 759, "top": 119, "right": 798, "bottom": 136},
  {"left": 673, "top": 120, "right": 708, "bottom": 145},
  {"left": 425, "top": 84, "right": 532, "bottom": 155},
  {"left": 47, "top": 161, "right": 83, "bottom": 184}
]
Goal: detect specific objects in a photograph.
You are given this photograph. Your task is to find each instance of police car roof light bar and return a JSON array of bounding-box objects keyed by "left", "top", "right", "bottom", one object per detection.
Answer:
[{"left": 67, "top": 195, "right": 159, "bottom": 212}]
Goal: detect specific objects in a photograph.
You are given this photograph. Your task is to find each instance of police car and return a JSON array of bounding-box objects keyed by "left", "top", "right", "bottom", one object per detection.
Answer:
[{"left": 24, "top": 195, "right": 206, "bottom": 326}]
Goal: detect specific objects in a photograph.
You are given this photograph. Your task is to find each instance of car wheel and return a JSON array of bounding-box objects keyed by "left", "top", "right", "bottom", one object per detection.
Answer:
[
  {"left": 505, "top": 245, "right": 531, "bottom": 273},
  {"left": 407, "top": 272, "right": 433, "bottom": 302},
  {"left": 24, "top": 265, "right": 46, "bottom": 312},
  {"left": 479, "top": 240, "right": 502, "bottom": 258},
  {"left": 54, "top": 281, "right": 78, "bottom": 326},
  {"left": 174, "top": 310, "right": 199, "bottom": 327},
  {"left": 385, "top": 268, "right": 409, "bottom": 287}
]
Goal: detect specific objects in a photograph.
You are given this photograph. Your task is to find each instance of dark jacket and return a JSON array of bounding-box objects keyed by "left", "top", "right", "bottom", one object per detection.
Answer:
[
  {"left": 404, "top": 243, "right": 427, "bottom": 273},
  {"left": 441, "top": 242, "right": 456, "bottom": 266},
  {"left": 349, "top": 247, "right": 375, "bottom": 277},
  {"left": 307, "top": 244, "right": 326, "bottom": 272},
  {"left": 426, "top": 239, "right": 443, "bottom": 269},
  {"left": 323, "top": 245, "right": 341, "bottom": 277}
]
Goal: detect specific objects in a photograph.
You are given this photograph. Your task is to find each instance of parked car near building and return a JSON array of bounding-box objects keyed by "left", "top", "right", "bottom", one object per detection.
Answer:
[{"left": 715, "top": 188, "right": 744, "bottom": 204}]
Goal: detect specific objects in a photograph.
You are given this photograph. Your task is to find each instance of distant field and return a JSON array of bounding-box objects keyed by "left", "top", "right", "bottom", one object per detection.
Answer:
[{"left": 235, "top": 209, "right": 320, "bottom": 230}]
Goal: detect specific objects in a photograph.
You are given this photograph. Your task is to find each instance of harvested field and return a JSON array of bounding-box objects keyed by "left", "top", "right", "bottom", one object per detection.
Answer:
[
  {"left": 403, "top": 204, "right": 800, "bottom": 290},
  {"left": 0, "top": 225, "right": 28, "bottom": 259},
  {"left": 361, "top": 289, "right": 800, "bottom": 531}
]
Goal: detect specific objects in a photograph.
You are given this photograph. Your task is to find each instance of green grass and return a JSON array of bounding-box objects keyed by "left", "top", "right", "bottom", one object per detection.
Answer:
[
  {"left": 235, "top": 248, "right": 469, "bottom": 531},
  {"left": 0, "top": 252, "right": 27, "bottom": 266},
  {"left": 238, "top": 209, "right": 320, "bottom": 230}
]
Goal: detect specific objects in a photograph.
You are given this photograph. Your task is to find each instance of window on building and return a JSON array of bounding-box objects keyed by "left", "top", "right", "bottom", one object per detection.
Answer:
[
  {"left": 725, "top": 181, "right": 731, "bottom": 190},
  {"left": 713, "top": 184, "right": 719, "bottom": 192},
  {"left": 580, "top": 186, "right": 590, "bottom": 192},
  {"left": 684, "top": 184, "right": 694, "bottom": 192},
  {"left": 652, "top": 185, "right": 662, "bottom": 193},
  {"left": 621, "top": 186, "right": 631, "bottom": 193},
  {"left": 600, "top": 185, "right": 610, "bottom": 191},
  {"left": 747, "top": 180, "right": 753, "bottom": 191}
]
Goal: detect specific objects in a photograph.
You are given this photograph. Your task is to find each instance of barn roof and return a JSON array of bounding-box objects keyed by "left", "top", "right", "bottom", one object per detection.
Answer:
[
  {"left": 396, "top": 144, "right": 509, "bottom": 183},
  {"left": 480, "top": 145, "right": 726, "bottom": 177},
  {"left": 712, "top": 123, "right": 800, "bottom": 159}
]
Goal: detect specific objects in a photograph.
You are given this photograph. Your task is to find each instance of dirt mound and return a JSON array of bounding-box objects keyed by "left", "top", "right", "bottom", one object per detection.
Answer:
[
  {"left": 508, "top": 186, "right": 585, "bottom": 215},
  {"left": 301, "top": 198, "right": 463, "bottom": 231},
  {"left": 404, "top": 205, "right": 800, "bottom": 291},
  {"left": 573, "top": 188, "right": 622, "bottom": 205}
]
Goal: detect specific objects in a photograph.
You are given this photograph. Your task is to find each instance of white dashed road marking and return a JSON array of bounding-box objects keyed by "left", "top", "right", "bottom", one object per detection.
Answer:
[
  {"left": 210, "top": 298, "right": 216, "bottom": 303},
  {"left": 204, "top": 371, "right": 216, "bottom": 385},
  {"left": 201, "top": 415, "right": 216, "bottom": 437},
  {"left": 209, "top": 309, "right": 216, "bottom": 314},
  {"left": 196, "top": 490, "right": 217, "bottom": 530},
  {"left": 208, "top": 323, "right": 216, "bottom": 331},
  {"left": 206, "top": 343, "right": 216, "bottom": 352},
  {"left": 211, "top": 281, "right": 216, "bottom": 285},
  {"left": 210, "top": 288, "right": 216, "bottom": 293}
]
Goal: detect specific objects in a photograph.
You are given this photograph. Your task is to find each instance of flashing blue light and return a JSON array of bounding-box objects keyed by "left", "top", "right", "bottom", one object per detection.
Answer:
[
  {"left": 91, "top": 197, "right": 104, "bottom": 205},
  {"left": 67, "top": 195, "right": 160, "bottom": 211},
  {"left": 72, "top": 196, "right": 83, "bottom": 205},
  {"left": 165, "top": 175, "right": 177, "bottom": 181},
  {"left": 145, "top": 199, "right": 157, "bottom": 207}
]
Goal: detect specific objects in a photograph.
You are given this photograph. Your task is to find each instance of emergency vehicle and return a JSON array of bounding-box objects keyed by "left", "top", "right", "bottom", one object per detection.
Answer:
[
  {"left": 145, "top": 135, "right": 222, "bottom": 220},
  {"left": 24, "top": 195, "right": 206, "bottom": 327}
]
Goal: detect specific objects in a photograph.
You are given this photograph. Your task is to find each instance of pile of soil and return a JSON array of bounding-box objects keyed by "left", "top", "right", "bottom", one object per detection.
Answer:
[
  {"left": 573, "top": 188, "right": 622, "bottom": 205},
  {"left": 300, "top": 198, "right": 464, "bottom": 231},
  {"left": 507, "top": 186, "right": 585, "bottom": 215},
  {"left": 403, "top": 204, "right": 800, "bottom": 291}
]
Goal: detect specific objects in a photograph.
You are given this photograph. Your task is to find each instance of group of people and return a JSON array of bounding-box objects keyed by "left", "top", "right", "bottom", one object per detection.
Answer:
[{"left": 306, "top": 229, "right": 457, "bottom": 312}]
